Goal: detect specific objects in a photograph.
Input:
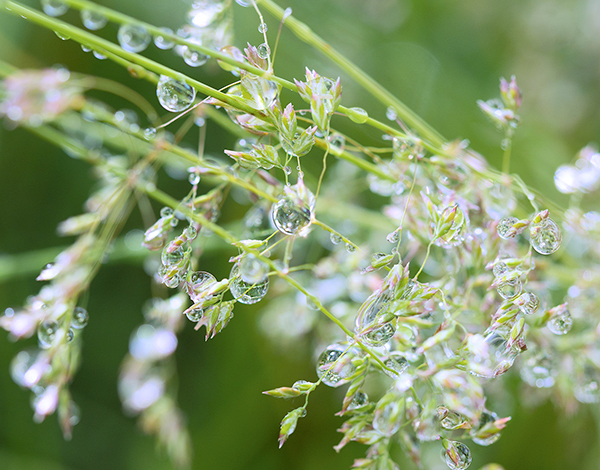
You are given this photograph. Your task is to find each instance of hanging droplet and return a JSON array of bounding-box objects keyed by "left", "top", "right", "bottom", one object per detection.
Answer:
[
  {"left": 316, "top": 343, "right": 355, "bottom": 387},
  {"left": 55, "top": 31, "right": 70, "bottom": 40},
  {"left": 497, "top": 278, "right": 522, "bottom": 300},
  {"left": 41, "top": 0, "right": 68, "bottom": 17},
  {"left": 328, "top": 133, "right": 345, "bottom": 151},
  {"left": 183, "top": 225, "right": 197, "bottom": 240},
  {"left": 345, "top": 243, "right": 357, "bottom": 253},
  {"left": 239, "top": 253, "right": 269, "bottom": 284},
  {"left": 80, "top": 10, "right": 108, "bottom": 30},
  {"left": 496, "top": 216, "right": 518, "bottom": 239},
  {"left": 92, "top": 50, "right": 107, "bottom": 60},
  {"left": 186, "top": 308, "right": 203, "bottom": 322},
  {"left": 492, "top": 261, "right": 509, "bottom": 278},
  {"left": 183, "top": 47, "right": 209, "bottom": 67},
  {"left": 185, "top": 271, "right": 216, "bottom": 302},
  {"left": 348, "top": 391, "right": 369, "bottom": 410},
  {"left": 384, "top": 353, "right": 408, "bottom": 379},
  {"left": 283, "top": 165, "right": 292, "bottom": 175},
  {"left": 348, "top": 107, "right": 368, "bottom": 124},
  {"left": 515, "top": 292, "right": 539, "bottom": 315},
  {"left": 188, "top": 171, "right": 201, "bottom": 185},
  {"left": 161, "top": 246, "right": 187, "bottom": 267},
  {"left": 386, "top": 106, "right": 398, "bottom": 121},
  {"left": 81, "top": 44, "right": 92, "bottom": 53},
  {"left": 443, "top": 440, "right": 472, "bottom": 470},
  {"left": 272, "top": 196, "right": 313, "bottom": 235},
  {"left": 154, "top": 27, "right": 175, "bottom": 50},
  {"left": 547, "top": 309, "right": 572, "bottom": 335},
  {"left": 164, "top": 274, "right": 181, "bottom": 289},
  {"left": 330, "top": 232, "right": 342, "bottom": 245},
  {"left": 520, "top": 354, "right": 555, "bottom": 388},
  {"left": 144, "top": 127, "right": 157, "bottom": 140},
  {"left": 37, "top": 321, "right": 59, "bottom": 348},
  {"left": 529, "top": 218, "right": 561, "bottom": 255},
  {"left": 257, "top": 43, "right": 270, "bottom": 59},
  {"left": 72, "top": 307, "right": 89, "bottom": 329},
  {"left": 156, "top": 75, "right": 196, "bottom": 112},
  {"left": 437, "top": 406, "right": 466, "bottom": 430},
  {"left": 258, "top": 22, "right": 268, "bottom": 33},
  {"left": 470, "top": 410, "right": 501, "bottom": 446},
  {"left": 386, "top": 228, "right": 400, "bottom": 244},
  {"left": 363, "top": 323, "right": 395, "bottom": 347},
  {"left": 160, "top": 207, "right": 174, "bottom": 218},
  {"left": 117, "top": 24, "right": 151, "bottom": 53},
  {"left": 66, "top": 328, "right": 75, "bottom": 342},
  {"left": 229, "top": 263, "right": 269, "bottom": 304}
]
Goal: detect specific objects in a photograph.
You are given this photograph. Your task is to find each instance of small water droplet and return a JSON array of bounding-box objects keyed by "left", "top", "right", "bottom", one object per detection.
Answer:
[
  {"left": 386, "top": 106, "right": 398, "bottom": 121},
  {"left": 384, "top": 352, "right": 408, "bottom": 378},
  {"left": 347, "top": 391, "right": 368, "bottom": 410},
  {"left": 81, "top": 44, "right": 92, "bottom": 53},
  {"left": 72, "top": 307, "right": 89, "bottom": 329},
  {"left": 183, "top": 225, "right": 197, "bottom": 240},
  {"left": 41, "top": 0, "right": 68, "bottom": 17},
  {"left": 188, "top": 171, "right": 201, "bottom": 185},
  {"left": 66, "top": 328, "right": 74, "bottom": 342},
  {"left": 118, "top": 24, "right": 151, "bottom": 53},
  {"left": 330, "top": 232, "right": 342, "bottom": 245},
  {"left": 548, "top": 309, "right": 572, "bottom": 335},
  {"left": 160, "top": 207, "right": 174, "bottom": 218},
  {"left": 470, "top": 410, "right": 501, "bottom": 446},
  {"left": 183, "top": 46, "right": 209, "bottom": 67},
  {"left": 258, "top": 22, "right": 268, "bottom": 33},
  {"left": 80, "top": 9, "right": 108, "bottom": 30},
  {"left": 328, "top": 133, "right": 345, "bottom": 151},
  {"left": 316, "top": 344, "right": 355, "bottom": 387},
  {"left": 154, "top": 27, "right": 175, "bottom": 50},
  {"left": 515, "top": 292, "right": 539, "bottom": 315},
  {"left": 54, "top": 31, "right": 70, "bottom": 40},
  {"left": 144, "top": 127, "right": 157, "bottom": 140},
  {"left": 229, "top": 262, "right": 269, "bottom": 304},
  {"left": 496, "top": 278, "right": 522, "bottom": 300},
  {"left": 156, "top": 75, "right": 196, "bottom": 112},
  {"left": 386, "top": 228, "right": 400, "bottom": 244},
  {"left": 37, "top": 321, "right": 59, "bottom": 348},
  {"left": 186, "top": 308, "right": 203, "bottom": 322},
  {"left": 257, "top": 43, "right": 270, "bottom": 59},
  {"left": 530, "top": 217, "right": 561, "bottom": 255},
  {"left": 348, "top": 107, "right": 368, "bottom": 123},
  {"left": 92, "top": 50, "right": 107, "bottom": 60},
  {"left": 185, "top": 271, "right": 217, "bottom": 302},
  {"left": 443, "top": 440, "right": 472, "bottom": 470},
  {"left": 497, "top": 216, "right": 518, "bottom": 239},
  {"left": 283, "top": 165, "right": 292, "bottom": 175},
  {"left": 492, "top": 261, "right": 509, "bottom": 278},
  {"left": 437, "top": 406, "right": 466, "bottom": 430}
]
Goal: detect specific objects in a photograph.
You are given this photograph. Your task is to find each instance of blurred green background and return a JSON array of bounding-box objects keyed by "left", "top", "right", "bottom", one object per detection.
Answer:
[{"left": 1, "top": 0, "right": 600, "bottom": 469}]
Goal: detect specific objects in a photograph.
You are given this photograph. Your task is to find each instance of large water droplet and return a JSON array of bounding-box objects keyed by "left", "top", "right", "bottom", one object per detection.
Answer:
[
  {"left": 470, "top": 410, "right": 501, "bottom": 446},
  {"left": 547, "top": 309, "right": 572, "bottom": 335},
  {"left": 257, "top": 43, "right": 270, "bottom": 59},
  {"left": 154, "top": 27, "right": 175, "bottom": 50},
  {"left": 239, "top": 253, "right": 269, "bottom": 284},
  {"left": 347, "top": 391, "right": 369, "bottom": 410},
  {"left": 468, "top": 331, "right": 519, "bottom": 378},
  {"left": 156, "top": 75, "right": 196, "bottom": 112},
  {"left": 80, "top": 10, "right": 108, "bottom": 30},
  {"left": 272, "top": 196, "right": 313, "bottom": 235},
  {"left": 316, "top": 343, "right": 355, "bottom": 387},
  {"left": 497, "top": 278, "right": 522, "bottom": 300},
  {"left": 330, "top": 232, "right": 342, "bottom": 245},
  {"left": 437, "top": 406, "right": 466, "bottom": 430},
  {"left": 384, "top": 352, "right": 408, "bottom": 379},
  {"left": 363, "top": 323, "right": 395, "bottom": 347},
  {"left": 41, "top": 0, "right": 68, "bottom": 17},
  {"left": 72, "top": 307, "right": 89, "bottom": 329},
  {"left": 515, "top": 292, "right": 539, "bottom": 315},
  {"left": 444, "top": 440, "right": 472, "bottom": 470},
  {"left": 118, "top": 24, "right": 151, "bottom": 53},
  {"left": 185, "top": 271, "right": 216, "bottom": 303},
  {"left": 492, "top": 261, "right": 509, "bottom": 278},
  {"left": 37, "top": 321, "right": 59, "bottom": 348},
  {"left": 229, "top": 262, "right": 269, "bottom": 304},
  {"left": 348, "top": 107, "right": 368, "bottom": 123},
  {"left": 529, "top": 218, "right": 561, "bottom": 255}
]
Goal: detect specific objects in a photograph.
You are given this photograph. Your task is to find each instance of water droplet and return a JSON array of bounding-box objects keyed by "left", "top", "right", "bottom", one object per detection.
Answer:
[
  {"left": 497, "top": 216, "right": 518, "bottom": 239},
  {"left": 515, "top": 292, "right": 539, "bottom": 315},
  {"left": 188, "top": 171, "right": 201, "bottom": 185},
  {"left": 240, "top": 74, "right": 279, "bottom": 110},
  {"left": 81, "top": 44, "right": 92, "bottom": 53},
  {"left": 386, "top": 228, "right": 400, "bottom": 244},
  {"left": 316, "top": 344, "right": 355, "bottom": 387},
  {"left": 444, "top": 440, "right": 472, "bottom": 470},
  {"left": 363, "top": 323, "right": 395, "bottom": 347},
  {"left": 164, "top": 273, "right": 181, "bottom": 288},
  {"left": 72, "top": 307, "right": 89, "bottom": 329},
  {"left": 37, "top": 321, "right": 59, "bottom": 348},
  {"left": 530, "top": 218, "right": 561, "bottom": 255},
  {"left": 547, "top": 309, "right": 572, "bottom": 335},
  {"left": 55, "top": 31, "right": 70, "bottom": 40},
  {"left": 183, "top": 225, "right": 197, "bottom": 240},
  {"left": 386, "top": 106, "right": 398, "bottom": 121},
  {"left": 183, "top": 46, "right": 209, "bottom": 67},
  {"left": 160, "top": 207, "right": 174, "bottom": 218},
  {"left": 330, "top": 232, "right": 342, "bottom": 245},
  {"left": 292, "top": 380, "right": 312, "bottom": 391},
  {"left": 258, "top": 22, "right": 268, "bottom": 33},
  {"left": 328, "top": 133, "right": 345, "bottom": 151},
  {"left": 117, "top": 24, "right": 151, "bottom": 53},
  {"left": 347, "top": 391, "right": 368, "bottom": 410},
  {"left": 186, "top": 308, "right": 203, "bottom": 322},
  {"left": 283, "top": 165, "right": 292, "bottom": 175},
  {"left": 520, "top": 353, "right": 555, "bottom": 388},
  {"left": 574, "top": 365, "right": 600, "bottom": 403},
  {"left": 348, "top": 107, "right": 368, "bottom": 123},
  {"left": 235, "top": 0, "right": 251, "bottom": 6},
  {"left": 66, "top": 328, "right": 74, "bottom": 342},
  {"left": 154, "top": 27, "right": 175, "bottom": 50},
  {"left": 470, "top": 410, "right": 501, "bottom": 446},
  {"left": 161, "top": 245, "right": 188, "bottom": 268},
  {"left": 345, "top": 243, "right": 357, "bottom": 253},
  {"left": 468, "top": 332, "right": 519, "bottom": 378},
  {"left": 92, "top": 50, "right": 107, "bottom": 60},
  {"left": 80, "top": 9, "right": 107, "bottom": 30},
  {"left": 41, "top": 0, "right": 68, "bottom": 17},
  {"left": 257, "top": 43, "right": 270, "bottom": 59},
  {"left": 492, "top": 261, "right": 509, "bottom": 278},
  {"left": 239, "top": 253, "right": 269, "bottom": 284},
  {"left": 437, "top": 406, "right": 466, "bottom": 430},
  {"left": 156, "top": 75, "right": 196, "bottom": 112},
  {"left": 272, "top": 192, "right": 314, "bottom": 236},
  {"left": 373, "top": 399, "right": 402, "bottom": 436},
  {"left": 384, "top": 352, "right": 408, "bottom": 378},
  {"left": 144, "top": 127, "right": 157, "bottom": 140},
  {"left": 230, "top": 262, "right": 269, "bottom": 304},
  {"left": 496, "top": 278, "right": 522, "bottom": 300}
]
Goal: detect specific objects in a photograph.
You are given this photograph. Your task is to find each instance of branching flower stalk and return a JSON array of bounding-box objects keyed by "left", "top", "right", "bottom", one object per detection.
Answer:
[{"left": 1, "top": 1, "right": 599, "bottom": 470}]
